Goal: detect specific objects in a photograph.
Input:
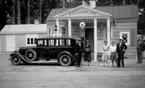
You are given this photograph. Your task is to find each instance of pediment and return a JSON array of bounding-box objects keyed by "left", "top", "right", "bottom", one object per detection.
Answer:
[{"left": 54, "top": 5, "right": 112, "bottom": 19}]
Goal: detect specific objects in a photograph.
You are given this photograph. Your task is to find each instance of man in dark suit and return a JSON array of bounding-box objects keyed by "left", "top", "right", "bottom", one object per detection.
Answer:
[
  {"left": 137, "top": 40, "right": 143, "bottom": 64},
  {"left": 75, "top": 38, "right": 83, "bottom": 67},
  {"left": 116, "top": 39, "right": 127, "bottom": 67}
]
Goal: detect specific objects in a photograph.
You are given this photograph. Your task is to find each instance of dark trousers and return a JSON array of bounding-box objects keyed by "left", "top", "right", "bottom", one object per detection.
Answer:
[
  {"left": 76, "top": 55, "right": 82, "bottom": 67},
  {"left": 117, "top": 52, "right": 124, "bottom": 67},
  {"left": 137, "top": 50, "right": 142, "bottom": 63}
]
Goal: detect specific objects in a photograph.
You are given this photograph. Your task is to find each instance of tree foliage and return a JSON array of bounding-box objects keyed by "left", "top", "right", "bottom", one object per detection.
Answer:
[
  {"left": 0, "top": 0, "right": 13, "bottom": 29},
  {"left": 138, "top": 0, "right": 145, "bottom": 34},
  {"left": 0, "top": 0, "right": 140, "bottom": 30}
]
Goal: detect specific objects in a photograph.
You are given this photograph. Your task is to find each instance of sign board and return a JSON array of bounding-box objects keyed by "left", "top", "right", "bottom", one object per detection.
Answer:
[
  {"left": 79, "top": 22, "right": 86, "bottom": 28},
  {"left": 120, "top": 32, "right": 130, "bottom": 45}
]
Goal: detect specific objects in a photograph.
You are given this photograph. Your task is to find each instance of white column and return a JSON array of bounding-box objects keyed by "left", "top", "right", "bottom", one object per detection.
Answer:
[
  {"left": 68, "top": 19, "right": 72, "bottom": 37},
  {"left": 107, "top": 17, "right": 111, "bottom": 46},
  {"left": 111, "top": 25, "right": 114, "bottom": 39},
  {"left": 56, "top": 19, "right": 60, "bottom": 37},
  {"left": 94, "top": 18, "right": 97, "bottom": 62}
]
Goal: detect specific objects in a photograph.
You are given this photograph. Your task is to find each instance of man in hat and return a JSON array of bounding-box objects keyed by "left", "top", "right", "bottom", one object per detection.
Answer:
[
  {"left": 116, "top": 39, "right": 127, "bottom": 67},
  {"left": 75, "top": 38, "right": 83, "bottom": 67}
]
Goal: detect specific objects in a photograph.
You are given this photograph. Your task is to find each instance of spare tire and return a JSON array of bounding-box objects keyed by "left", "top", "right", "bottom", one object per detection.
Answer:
[{"left": 25, "top": 49, "right": 37, "bottom": 62}]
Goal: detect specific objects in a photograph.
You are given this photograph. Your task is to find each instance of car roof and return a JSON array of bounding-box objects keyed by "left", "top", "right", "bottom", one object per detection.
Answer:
[{"left": 36, "top": 37, "right": 78, "bottom": 40}]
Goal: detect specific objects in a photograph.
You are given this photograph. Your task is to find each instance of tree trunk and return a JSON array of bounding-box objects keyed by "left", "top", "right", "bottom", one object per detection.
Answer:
[
  {"left": 62, "top": 0, "right": 66, "bottom": 8},
  {"left": 122, "top": 0, "right": 126, "bottom": 5},
  {"left": 39, "top": 0, "right": 44, "bottom": 24},
  {"left": 17, "top": 0, "right": 21, "bottom": 24},
  {"left": 129, "top": 0, "right": 132, "bottom": 4},
  {"left": 12, "top": 0, "right": 15, "bottom": 24},
  {"left": 27, "top": 0, "right": 30, "bottom": 24}
]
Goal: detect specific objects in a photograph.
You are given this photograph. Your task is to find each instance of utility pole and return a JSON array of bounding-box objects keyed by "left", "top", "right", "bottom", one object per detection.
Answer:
[{"left": 27, "top": 0, "right": 30, "bottom": 24}]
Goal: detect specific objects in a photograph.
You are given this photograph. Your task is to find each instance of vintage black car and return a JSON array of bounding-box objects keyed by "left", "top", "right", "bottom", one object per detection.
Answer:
[{"left": 9, "top": 37, "right": 78, "bottom": 66}]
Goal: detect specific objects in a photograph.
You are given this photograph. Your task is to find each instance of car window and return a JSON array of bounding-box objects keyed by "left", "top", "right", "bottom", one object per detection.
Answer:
[
  {"left": 60, "top": 39, "right": 65, "bottom": 46},
  {"left": 55, "top": 39, "right": 59, "bottom": 46},
  {"left": 49, "top": 39, "right": 54, "bottom": 46},
  {"left": 66, "top": 39, "right": 71, "bottom": 46},
  {"left": 38, "top": 40, "right": 43, "bottom": 46},
  {"left": 44, "top": 39, "right": 47, "bottom": 46},
  {"left": 36, "top": 38, "right": 74, "bottom": 47}
]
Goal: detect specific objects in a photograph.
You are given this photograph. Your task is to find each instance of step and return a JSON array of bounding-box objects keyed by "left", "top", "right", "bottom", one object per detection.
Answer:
[
  {"left": 127, "top": 46, "right": 136, "bottom": 48},
  {"left": 125, "top": 51, "right": 136, "bottom": 55},
  {"left": 124, "top": 56, "right": 136, "bottom": 59},
  {"left": 126, "top": 48, "right": 136, "bottom": 51}
]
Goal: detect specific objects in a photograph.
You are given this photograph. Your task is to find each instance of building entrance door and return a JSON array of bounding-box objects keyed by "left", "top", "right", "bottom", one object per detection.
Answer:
[{"left": 85, "top": 28, "right": 94, "bottom": 53}]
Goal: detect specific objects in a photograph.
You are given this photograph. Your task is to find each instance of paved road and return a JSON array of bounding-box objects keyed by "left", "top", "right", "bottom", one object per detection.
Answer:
[{"left": 0, "top": 52, "right": 145, "bottom": 88}]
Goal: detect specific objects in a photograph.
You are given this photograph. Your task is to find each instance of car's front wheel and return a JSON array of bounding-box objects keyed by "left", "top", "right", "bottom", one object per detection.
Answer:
[
  {"left": 10, "top": 55, "right": 21, "bottom": 65},
  {"left": 59, "top": 54, "right": 72, "bottom": 66}
]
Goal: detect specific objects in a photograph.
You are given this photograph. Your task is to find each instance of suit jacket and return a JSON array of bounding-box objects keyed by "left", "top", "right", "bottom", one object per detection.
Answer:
[
  {"left": 116, "top": 43, "right": 127, "bottom": 54},
  {"left": 75, "top": 43, "right": 83, "bottom": 56}
]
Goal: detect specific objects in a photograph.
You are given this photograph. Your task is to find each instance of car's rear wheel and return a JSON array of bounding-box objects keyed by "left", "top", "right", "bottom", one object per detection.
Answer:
[
  {"left": 25, "top": 49, "right": 37, "bottom": 62},
  {"left": 10, "top": 55, "right": 21, "bottom": 65},
  {"left": 59, "top": 54, "right": 72, "bottom": 66}
]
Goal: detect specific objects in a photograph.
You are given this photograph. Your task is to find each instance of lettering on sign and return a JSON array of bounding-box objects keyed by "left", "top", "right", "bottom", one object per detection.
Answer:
[{"left": 64, "top": 8, "right": 98, "bottom": 17}]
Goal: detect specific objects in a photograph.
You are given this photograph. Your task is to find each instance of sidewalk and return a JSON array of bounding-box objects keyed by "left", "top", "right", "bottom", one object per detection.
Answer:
[{"left": 81, "top": 58, "right": 145, "bottom": 71}]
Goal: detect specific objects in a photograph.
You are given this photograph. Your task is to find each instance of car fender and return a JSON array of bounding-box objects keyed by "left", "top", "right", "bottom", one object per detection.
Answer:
[
  {"left": 57, "top": 51, "right": 74, "bottom": 61},
  {"left": 10, "top": 51, "right": 30, "bottom": 63}
]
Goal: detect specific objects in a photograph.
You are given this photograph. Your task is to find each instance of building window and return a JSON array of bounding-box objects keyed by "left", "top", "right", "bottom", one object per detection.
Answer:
[
  {"left": 25, "top": 34, "right": 38, "bottom": 46},
  {"left": 31, "top": 38, "right": 33, "bottom": 44},
  {"left": 27, "top": 38, "right": 30, "bottom": 44},
  {"left": 47, "top": 27, "right": 52, "bottom": 37},
  {"left": 26, "top": 38, "right": 36, "bottom": 45}
]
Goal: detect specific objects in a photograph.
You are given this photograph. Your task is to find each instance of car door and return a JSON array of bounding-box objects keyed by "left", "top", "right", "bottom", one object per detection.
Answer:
[
  {"left": 47, "top": 39, "right": 59, "bottom": 58},
  {"left": 36, "top": 39, "right": 48, "bottom": 57}
]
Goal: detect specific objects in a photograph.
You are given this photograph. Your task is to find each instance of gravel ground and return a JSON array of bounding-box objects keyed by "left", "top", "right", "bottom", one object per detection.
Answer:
[{"left": 0, "top": 52, "right": 145, "bottom": 88}]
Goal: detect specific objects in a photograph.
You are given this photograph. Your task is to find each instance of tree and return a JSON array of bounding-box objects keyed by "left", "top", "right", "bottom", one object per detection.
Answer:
[
  {"left": 0, "top": 0, "right": 13, "bottom": 30},
  {"left": 138, "top": 0, "right": 145, "bottom": 34},
  {"left": 0, "top": 0, "right": 139, "bottom": 30}
]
